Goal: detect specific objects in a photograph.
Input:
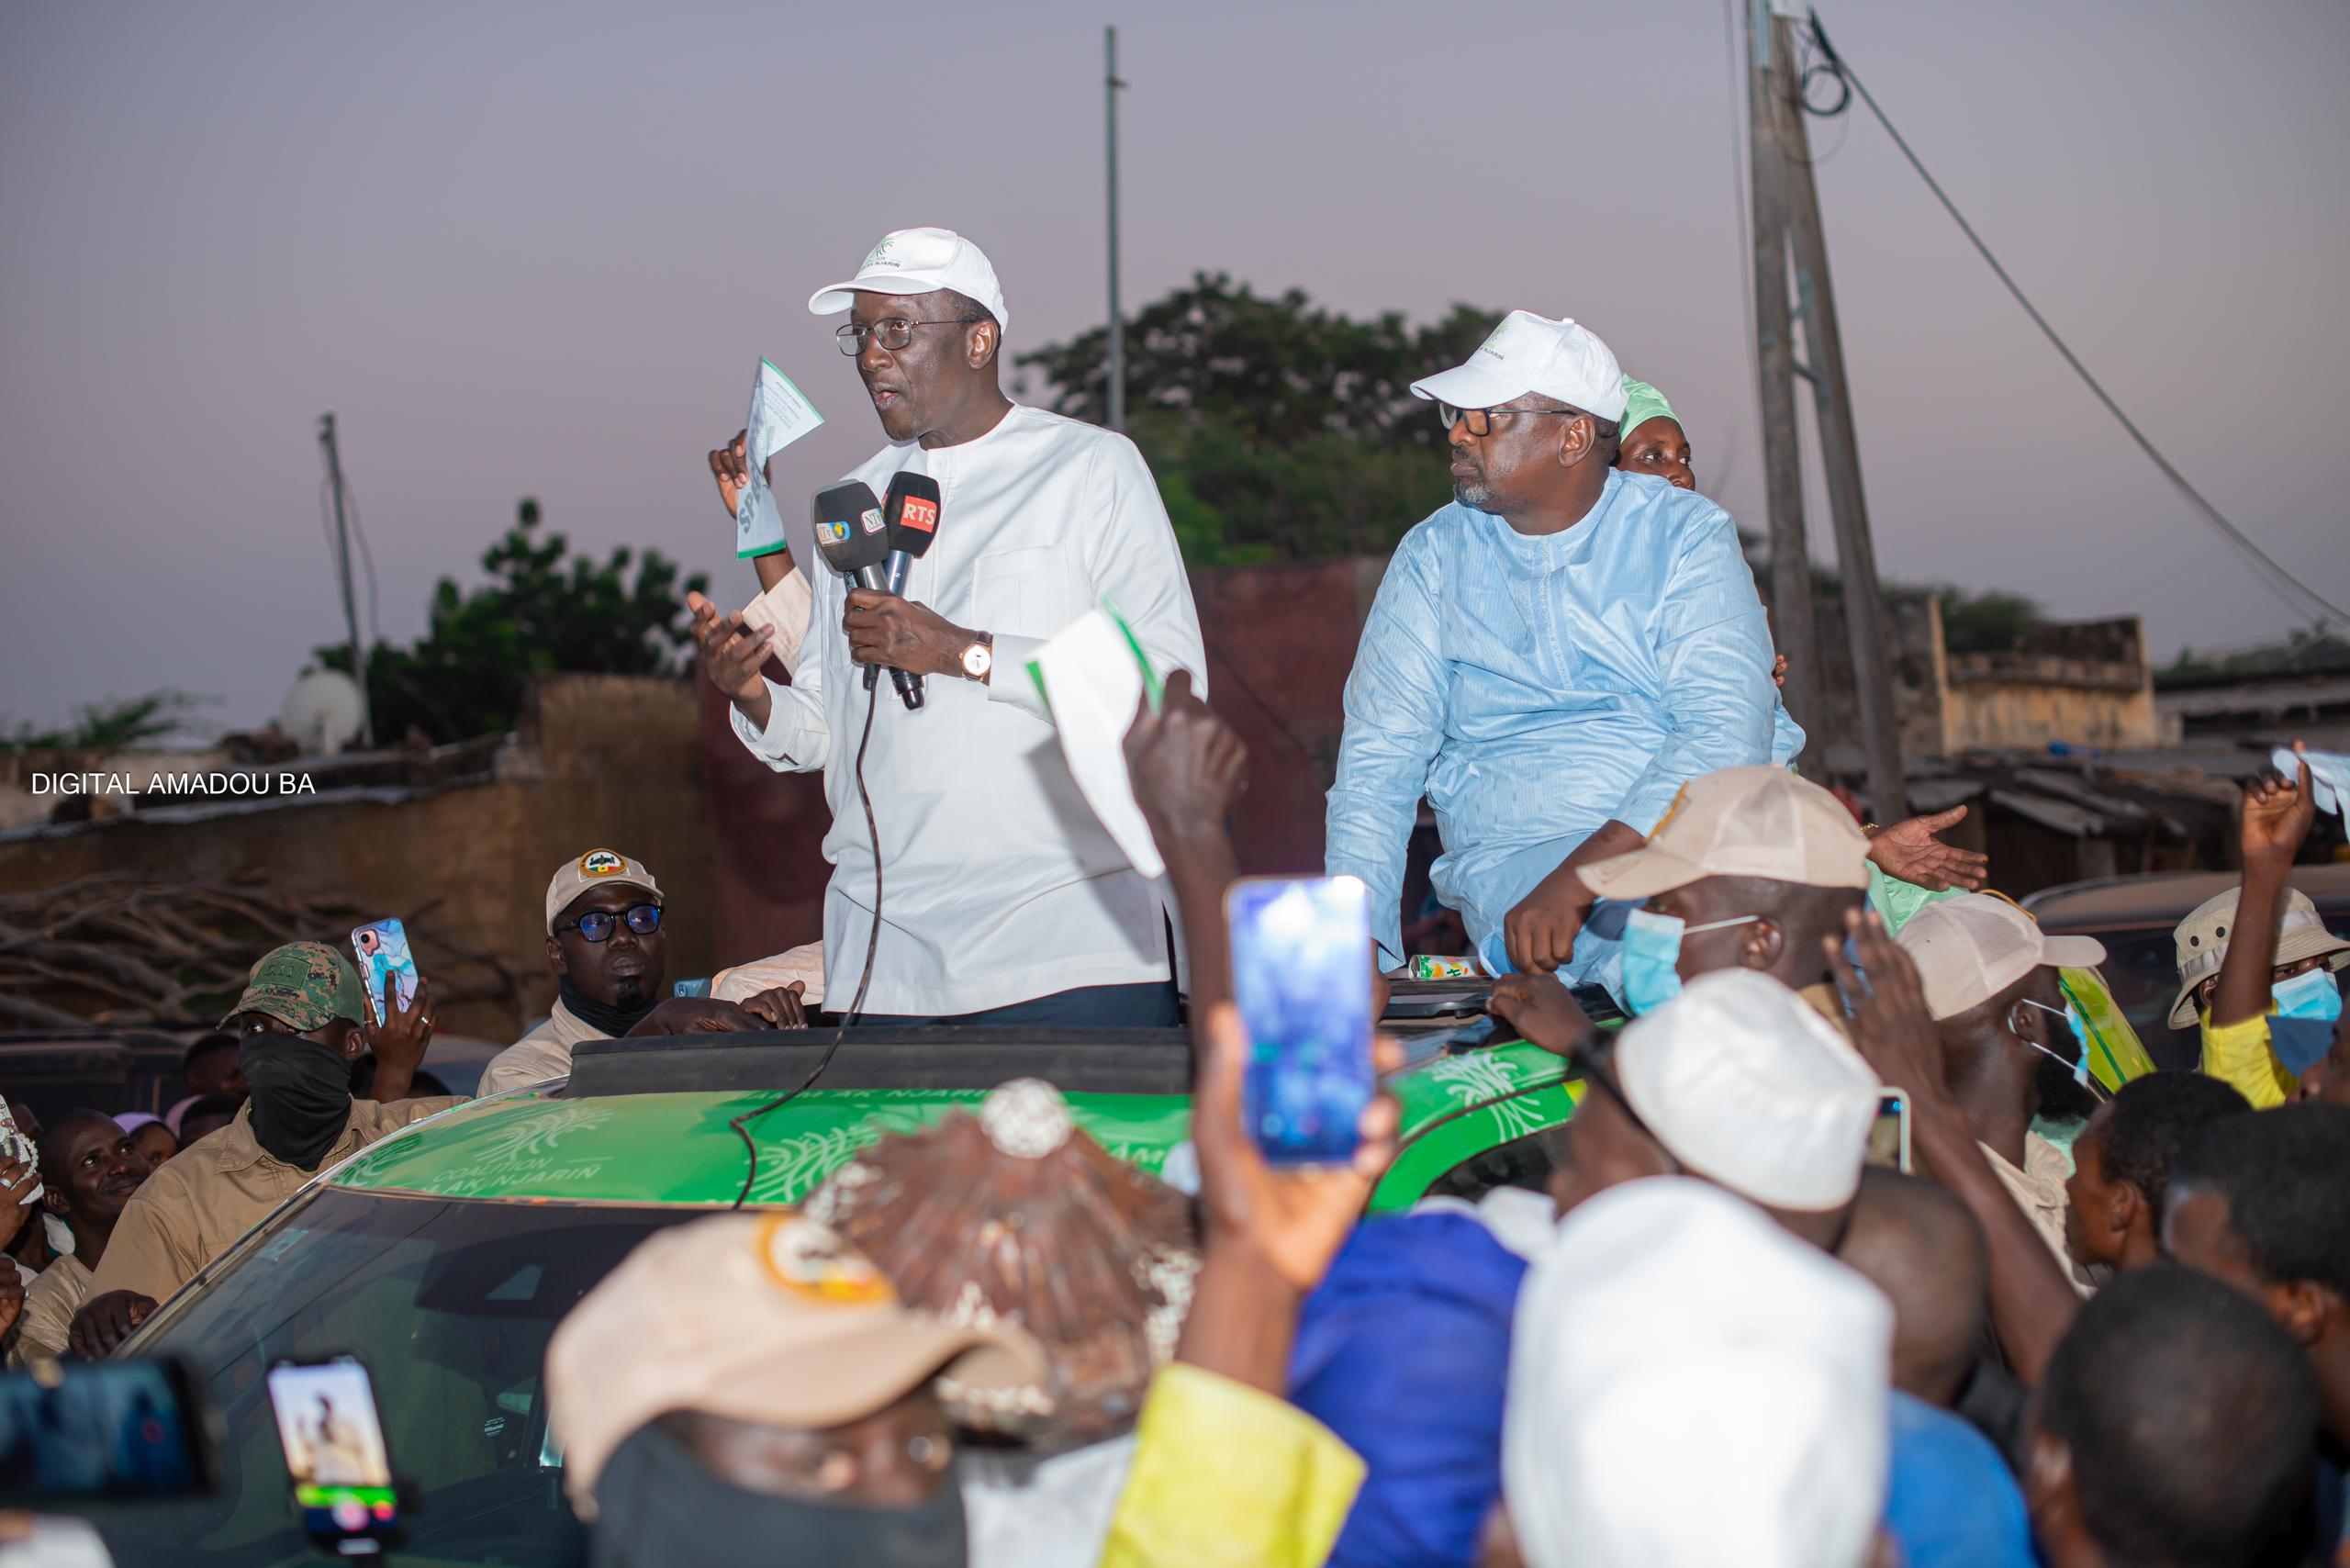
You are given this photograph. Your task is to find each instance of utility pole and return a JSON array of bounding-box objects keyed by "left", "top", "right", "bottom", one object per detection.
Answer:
[
  {"left": 1775, "top": 8, "right": 1906, "bottom": 821},
  {"left": 317, "top": 412, "right": 375, "bottom": 749},
  {"left": 1747, "top": 0, "right": 1821, "bottom": 772},
  {"left": 1751, "top": 2, "right": 1908, "bottom": 819},
  {"left": 1103, "top": 26, "right": 1126, "bottom": 432}
]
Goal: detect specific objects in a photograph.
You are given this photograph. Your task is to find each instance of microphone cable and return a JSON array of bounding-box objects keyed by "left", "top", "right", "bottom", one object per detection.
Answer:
[{"left": 731, "top": 676, "right": 886, "bottom": 1208}]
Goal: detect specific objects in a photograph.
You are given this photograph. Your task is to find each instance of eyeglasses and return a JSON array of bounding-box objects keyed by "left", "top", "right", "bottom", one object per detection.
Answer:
[
  {"left": 835, "top": 317, "right": 985, "bottom": 355},
  {"left": 1437, "top": 402, "right": 1591, "bottom": 439},
  {"left": 557, "top": 903, "right": 664, "bottom": 943}
]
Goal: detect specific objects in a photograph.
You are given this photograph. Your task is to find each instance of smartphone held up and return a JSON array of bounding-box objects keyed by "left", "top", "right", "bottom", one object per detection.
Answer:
[
  {"left": 348, "top": 918, "right": 419, "bottom": 1028},
  {"left": 1225, "top": 875, "right": 1376, "bottom": 1166},
  {"left": 267, "top": 1356, "right": 402, "bottom": 1555}
]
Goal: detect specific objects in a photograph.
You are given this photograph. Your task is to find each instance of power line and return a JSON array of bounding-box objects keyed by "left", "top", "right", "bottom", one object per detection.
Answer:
[{"left": 1806, "top": 9, "right": 2350, "bottom": 633}]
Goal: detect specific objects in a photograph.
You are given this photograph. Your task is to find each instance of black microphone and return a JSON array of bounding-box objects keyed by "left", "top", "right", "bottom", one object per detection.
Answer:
[
  {"left": 865, "top": 472, "right": 944, "bottom": 706},
  {"left": 811, "top": 481, "right": 911, "bottom": 701}
]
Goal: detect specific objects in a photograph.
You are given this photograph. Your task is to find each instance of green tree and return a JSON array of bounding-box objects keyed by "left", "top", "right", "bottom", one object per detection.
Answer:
[
  {"left": 6, "top": 691, "right": 216, "bottom": 751},
  {"left": 316, "top": 498, "right": 709, "bottom": 744},
  {"left": 1019, "top": 274, "right": 1501, "bottom": 564}
]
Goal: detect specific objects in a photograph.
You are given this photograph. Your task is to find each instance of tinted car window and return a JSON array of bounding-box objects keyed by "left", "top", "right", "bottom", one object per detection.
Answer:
[{"left": 85, "top": 1188, "right": 691, "bottom": 1567}]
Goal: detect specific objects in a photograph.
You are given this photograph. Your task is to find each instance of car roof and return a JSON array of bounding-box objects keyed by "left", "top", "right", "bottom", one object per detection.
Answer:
[
  {"left": 2023, "top": 863, "right": 2350, "bottom": 931},
  {"left": 327, "top": 1029, "right": 1582, "bottom": 1215}
]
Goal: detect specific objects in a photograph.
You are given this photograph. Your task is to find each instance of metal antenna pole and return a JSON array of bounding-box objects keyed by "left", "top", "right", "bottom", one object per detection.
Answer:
[
  {"left": 318, "top": 412, "right": 375, "bottom": 748},
  {"left": 1105, "top": 26, "right": 1126, "bottom": 432}
]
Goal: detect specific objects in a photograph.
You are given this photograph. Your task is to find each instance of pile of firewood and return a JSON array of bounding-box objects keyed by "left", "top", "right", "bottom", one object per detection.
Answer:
[{"left": 0, "top": 870, "right": 523, "bottom": 1030}]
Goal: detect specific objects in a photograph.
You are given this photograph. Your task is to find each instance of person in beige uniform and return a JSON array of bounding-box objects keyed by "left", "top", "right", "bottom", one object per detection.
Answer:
[
  {"left": 481, "top": 849, "right": 673, "bottom": 1097},
  {"left": 7, "top": 1111, "right": 147, "bottom": 1364},
  {"left": 1894, "top": 893, "right": 2109, "bottom": 1293},
  {"left": 1487, "top": 765, "right": 1874, "bottom": 1044},
  {"left": 480, "top": 849, "right": 811, "bottom": 1097},
  {"left": 71, "top": 942, "right": 462, "bottom": 1355}
]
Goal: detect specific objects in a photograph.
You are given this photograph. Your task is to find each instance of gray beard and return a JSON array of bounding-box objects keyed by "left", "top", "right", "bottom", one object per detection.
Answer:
[{"left": 1453, "top": 477, "right": 1494, "bottom": 510}]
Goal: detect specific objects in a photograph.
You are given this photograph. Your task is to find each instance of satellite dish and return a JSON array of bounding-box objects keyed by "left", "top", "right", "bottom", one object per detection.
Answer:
[{"left": 281, "top": 671, "right": 365, "bottom": 756}]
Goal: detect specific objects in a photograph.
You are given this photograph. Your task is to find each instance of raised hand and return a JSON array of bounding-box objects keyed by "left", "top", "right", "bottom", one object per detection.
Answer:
[
  {"left": 362, "top": 973, "right": 434, "bottom": 1100},
  {"left": 1825, "top": 909, "right": 1951, "bottom": 1108},
  {"left": 708, "top": 429, "right": 750, "bottom": 520},
  {"left": 0, "top": 1155, "right": 39, "bottom": 1250},
  {"left": 1124, "top": 670, "right": 1248, "bottom": 849},
  {"left": 688, "top": 591, "right": 777, "bottom": 725},
  {"left": 1188, "top": 1002, "right": 1401, "bottom": 1296},
  {"left": 2241, "top": 745, "right": 2316, "bottom": 875},
  {"left": 1867, "top": 806, "right": 1990, "bottom": 892}
]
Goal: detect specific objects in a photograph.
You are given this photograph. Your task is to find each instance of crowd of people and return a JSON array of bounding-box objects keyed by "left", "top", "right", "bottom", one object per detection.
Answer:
[{"left": 1, "top": 222, "right": 2345, "bottom": 1568}]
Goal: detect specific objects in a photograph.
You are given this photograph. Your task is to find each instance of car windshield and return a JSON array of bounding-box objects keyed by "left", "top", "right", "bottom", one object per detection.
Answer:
[{"left": 83, "top": 1186, "right": 694, "bottom": 1568}]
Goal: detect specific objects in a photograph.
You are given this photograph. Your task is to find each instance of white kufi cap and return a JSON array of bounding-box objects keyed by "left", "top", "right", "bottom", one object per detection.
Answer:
[
  {"left": 1616, "top": 969, "right": 1881, "bottom": 1211},
  {"left": 1505, "top": 1177, "right": 1893, "bottom": 1568}
]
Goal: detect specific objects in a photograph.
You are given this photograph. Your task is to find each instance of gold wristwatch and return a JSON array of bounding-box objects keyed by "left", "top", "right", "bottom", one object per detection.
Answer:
[{"left": 959, "top": 632, "right": 994, "bottom": 683}]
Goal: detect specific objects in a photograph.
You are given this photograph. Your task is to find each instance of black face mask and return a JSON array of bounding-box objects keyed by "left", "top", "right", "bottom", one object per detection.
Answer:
[
  {"left": 238, "top": 1036, "right": 354, "bottom": 1170},
  {"left": 590, "top": 1422, "right": 967, "bottom": 1568},
  {"left": 559, "top": 978, "right": 658, "bottom": 1039}
]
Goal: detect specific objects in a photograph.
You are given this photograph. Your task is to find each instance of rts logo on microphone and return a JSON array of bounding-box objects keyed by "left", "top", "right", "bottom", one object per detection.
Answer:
[{"left": 899, "top": 497, "right": 939, "bottom": 534}]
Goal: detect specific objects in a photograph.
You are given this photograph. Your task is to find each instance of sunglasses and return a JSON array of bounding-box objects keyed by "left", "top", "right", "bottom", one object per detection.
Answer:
[{"left": 556, "top": 903, "right": 664, "bottom": 943}]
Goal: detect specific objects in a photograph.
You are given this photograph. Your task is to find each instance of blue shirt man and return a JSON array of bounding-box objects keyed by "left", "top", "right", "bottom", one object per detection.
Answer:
[{"left": 1326, "top": 310, "right": 1796, "bottom": 983}]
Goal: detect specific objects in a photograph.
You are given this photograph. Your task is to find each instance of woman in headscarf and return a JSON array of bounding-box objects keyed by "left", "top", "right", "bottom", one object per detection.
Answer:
[{"left": 1614, "top": 376, "right": 1695, "bottom": 492}]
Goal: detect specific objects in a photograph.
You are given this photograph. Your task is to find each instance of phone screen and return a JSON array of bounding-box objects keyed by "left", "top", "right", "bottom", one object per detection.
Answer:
[
  {"left": 1866, "top": 1091, "right": 1912, "bottom": 1174},
  {"left": 1225, "top": 876, "right": 1374, "bottom": 1166},
  {"left": 348, "top": 919, "right": 419, "bottom": 1028},
  {"left": 0, "top": 1357, "right": 212, "bottom": 1504},
  {"left": 266, "top": 1357, "right": 399, "bottom": 1553}
]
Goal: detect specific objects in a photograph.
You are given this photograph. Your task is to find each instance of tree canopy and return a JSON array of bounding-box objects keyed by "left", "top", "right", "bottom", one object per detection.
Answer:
[
  {"left": 1018, "top": 274, "right": 1500, "bottom": 563},
  {"left": 316, "top": 498, "right": 707, "bottom": 745}
]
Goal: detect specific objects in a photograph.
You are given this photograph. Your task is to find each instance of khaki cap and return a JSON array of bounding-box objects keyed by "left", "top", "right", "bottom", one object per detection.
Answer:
[
  {"left": 545, "top": 1213, "right": 1046, "bottom": 1512},
  {"left": 544, "top": 848, "right": 662, "bottom": 935},
  {"left": 1577, "top": 766, "right": 1872, "bottom": 901},
  {"left": 2166, "top": 887, "right": 2350, "bottom": 1030},
  {"left": 1894, "top": 894, "right": 2107, "bottom": 1021}
]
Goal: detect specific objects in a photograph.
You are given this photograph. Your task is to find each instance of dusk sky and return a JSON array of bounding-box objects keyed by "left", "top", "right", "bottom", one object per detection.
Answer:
[{"left": 6, "top": 0, "right": 2345, "bottom": 740}]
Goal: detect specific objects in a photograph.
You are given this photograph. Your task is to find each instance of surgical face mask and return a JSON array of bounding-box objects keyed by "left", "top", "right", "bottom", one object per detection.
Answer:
[
  {"left": 2017, "top": 998, "right": 2103, "bottom": 1097},
  {"left": 590, "top": 1421, "right": 967, "bottom": 1568},
  {"left": 1619, "top": 908, "right": 1760, "bottom": 1016},
  {"left": 2266, "top": 969, "right": 2344, "bottom": 1076}
]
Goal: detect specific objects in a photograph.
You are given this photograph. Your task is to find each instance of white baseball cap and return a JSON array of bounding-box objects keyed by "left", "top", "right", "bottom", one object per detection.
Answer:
[
  {"left": 1615, "top": 969, "right": 1882, "bottom": 1212},
  {"left": 1410, "top": 310, "right": 1628, "bottom": 422},
  {"left": 1894, "top": 894, "right": 2107, "bottom": 1022},
  {"left": 1505, "top": 1177, "right": 1892, "bottom": 1568},
  {"left": 808, "top": 227, "right": 1010, "bottom": 336}
]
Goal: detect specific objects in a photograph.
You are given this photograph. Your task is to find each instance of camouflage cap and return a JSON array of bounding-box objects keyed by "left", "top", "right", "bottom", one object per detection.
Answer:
[{"left": 219, "top": 941, "right": 368, "bottom": 1032}]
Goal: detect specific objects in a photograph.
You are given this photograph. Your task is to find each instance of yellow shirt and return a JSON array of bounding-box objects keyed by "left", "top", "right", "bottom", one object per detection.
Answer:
[
  {"left": 2200, "top": 1008, "right": 2297, "bottom": 1111},
  {"left": 91, "top": 1097, "right": 462, "bottom": 1305},
  {"left": 1095, "top": 1362, "right": 1365, "bottom": 1568},
  {"left": 8, "top": 1252, "right": 92, "bottom": 1365}
]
